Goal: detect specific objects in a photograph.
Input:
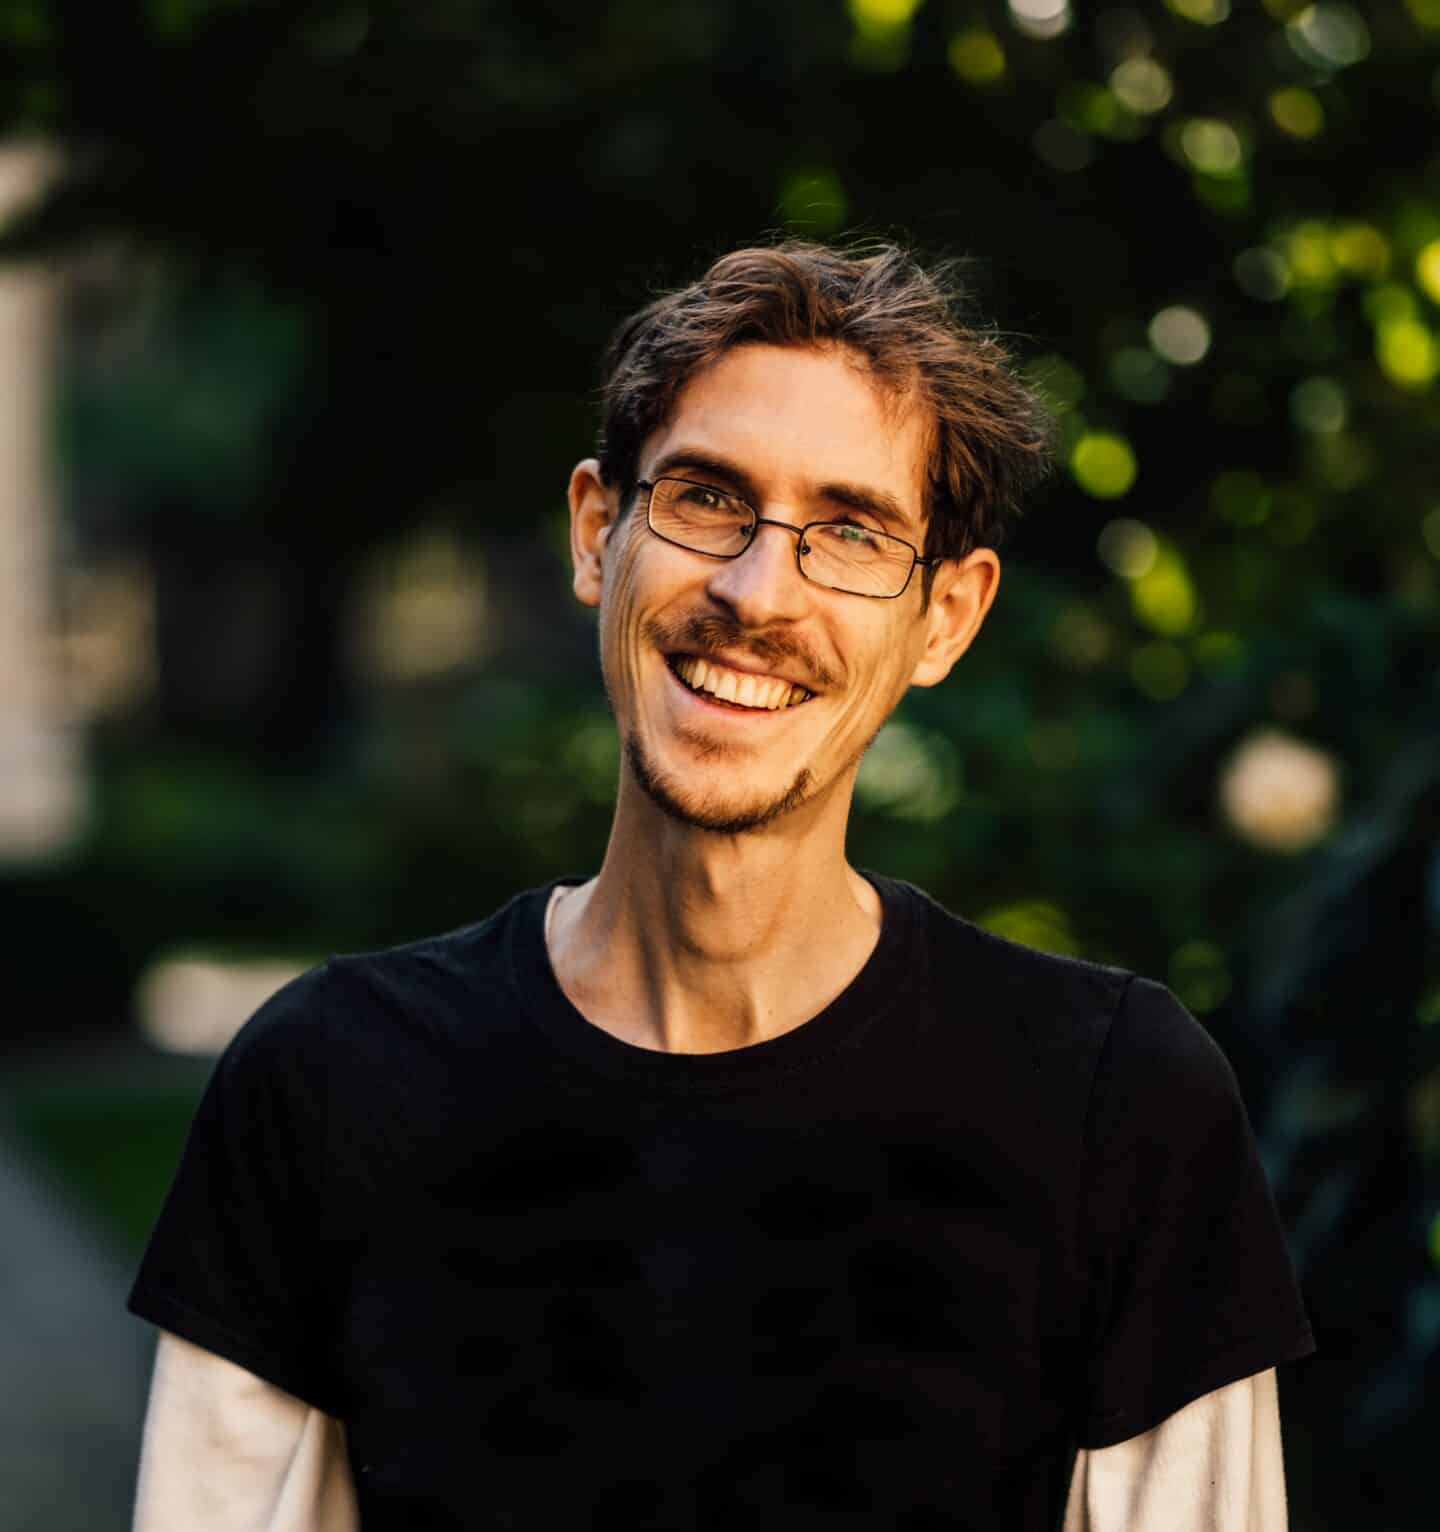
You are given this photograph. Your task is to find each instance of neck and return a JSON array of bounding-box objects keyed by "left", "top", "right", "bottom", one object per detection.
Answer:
[{"left": 547, "top": 774, "right": 882, "bottom": 1054}]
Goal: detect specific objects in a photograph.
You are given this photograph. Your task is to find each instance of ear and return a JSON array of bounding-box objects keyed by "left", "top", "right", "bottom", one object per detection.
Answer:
[
  {"left": 908, "top": 547, "right": 1001, "bottom": 688},
  {"left": 569, "top": 458, "right": 620, "bottom": 609}
]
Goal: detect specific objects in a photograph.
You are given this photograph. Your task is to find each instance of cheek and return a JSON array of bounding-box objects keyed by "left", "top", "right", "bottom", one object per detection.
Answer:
[
  {"left": 818, "top": 625, "right": 920, "bottom": 762},
  {"left": 838, "top": 671, "right": 902, "bottom": 747},
  {"left": 845, "top": 623, "right": 914, "bottom": 713},
  {"left": 598, "top": 532, "right": 659, "bottom": 712}
]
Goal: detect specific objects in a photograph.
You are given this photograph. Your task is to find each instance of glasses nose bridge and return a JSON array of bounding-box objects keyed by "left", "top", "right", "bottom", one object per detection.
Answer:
[{"left": 746, "top": 513, "right": 811, "bottom": 560}]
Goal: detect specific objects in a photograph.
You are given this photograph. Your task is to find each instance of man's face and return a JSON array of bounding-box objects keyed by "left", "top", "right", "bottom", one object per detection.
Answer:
[{"left": 571, "top": 342, "right": 994, "bottom": 837}]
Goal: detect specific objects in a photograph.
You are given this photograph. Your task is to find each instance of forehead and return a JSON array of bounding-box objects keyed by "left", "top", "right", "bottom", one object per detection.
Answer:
[{"left": 644, "top": 343, "right": 930, "bottom": 519}]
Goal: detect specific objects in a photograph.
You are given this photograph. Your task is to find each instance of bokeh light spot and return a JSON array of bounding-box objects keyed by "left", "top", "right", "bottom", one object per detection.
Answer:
[
  {"left": 1059, "top": 83, "right": 1143, "bottom": 141},
  {"left": 1097, "top": 516, "right": 1157, "bottom": 577},
  {"left": 977, "top": 899, "right": 1080, "bottom": 956},
  {"left": 1365, "top": 283, "right": 1418, "bottom": 326},
  {"left": 1166, "top": 0, "right": 1231, "bottom": 23},
  {"left": 1178, "top": 117, "right": 1246, "bottom": 176},
  {"left": 1285, "top": 221, "right": 1337, "bottom": 288},
  {"left": 1008, "top": 0, "right": 1072, "bottom": 41},
  {"left": 1130, "top": 641, "right": 1190, "bottom": 700},
  {"left": 1234, "top": 247, "right": 1290, "bottom": 300},
  {"left": 1308, "top": 432, "right": 1374, "bottom": 490},
  {"left": 1268, "top": 86, "right": 1324, "bottom": 138},
  {"left": 949, "top": 28, "right": 1006, "bottom": 83},
  {"left": 1290, "top": 375, "right": 1347, "bottom": 433},
  {"left": 1050, "top": 603, "right": 1113, "bottom": 669},
  {"left": 1192, "top": 173, "right": 1250, "bottom": 216},
  {"left": 1109, "top": 57, "right": 1174, "bottom": 114},
  {"left": 1170, "top": 940, "right": 1232, "bottom": 1013},
  {"left": 1219, "top": 727, "right": 1340, "bottom": 853},
  {"left": 850, "top": 0, "right": 920, "bottom": 22},
  {"left": 1287, "top": 3, "right": 1371, "bottom": 70},
  {"left": 1109, "top": 346, "right": 1171, "bottom": 403},
  {"left": 561, "top": 712, "right": 622, "bottom": 805},
  {"left": 1194, "top": 630, "right": 1246, "bottom": 676},
  {"left": 1149, "top": 306, "right": 1211, "bottom": 365},
  {"left": 1406, "top": 0, "right": 1440, "bottom": 29},
  {"left": 1331, "top": 223, "right": 1390, "bottom": 279},
  {"left": 1377, "top": 320, "right": 1440, "bottom": 387},
  {"left": 1072, "top": 433, "right": 1138, "bottom": 498},
  {"left": 855, "top": 722, "right": 959, "bottom": 822},
  {"left": 1130, "top": 544, "right": 1200, "bottom": 636},
  {"left": 139, "top": 953, "right": 310, "bottom": 1055},
  {"left": 848, "top": 0, "right": 917, "bottom": 68},
  {"left": 1415, "top": 240, "right": 1440, "bottom": 303}
]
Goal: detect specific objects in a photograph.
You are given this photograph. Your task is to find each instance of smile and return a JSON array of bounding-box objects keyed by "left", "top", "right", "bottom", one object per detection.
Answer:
[{"left": 666, "top": 654, "right": 814, "bottom": 711}]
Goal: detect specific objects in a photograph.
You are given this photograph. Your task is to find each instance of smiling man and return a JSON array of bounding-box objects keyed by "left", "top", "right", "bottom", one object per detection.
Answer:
[{"left": 129, "top": 243, "right": 1314, "bottom": 1532}]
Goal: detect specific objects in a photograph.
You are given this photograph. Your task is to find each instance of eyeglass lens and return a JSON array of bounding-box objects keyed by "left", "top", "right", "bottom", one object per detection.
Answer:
[{"left": 647, "top": 478, "right": 915, "bottom": 598}]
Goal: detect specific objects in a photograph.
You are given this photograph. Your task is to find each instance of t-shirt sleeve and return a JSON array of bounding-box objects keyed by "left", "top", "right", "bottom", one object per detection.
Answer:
[
  {"left": 1075, "top": 976, "right": 1314, "bottom": 1449},
  {"left": 127, "top": 963, "right": 341, "bottom": 1414}
]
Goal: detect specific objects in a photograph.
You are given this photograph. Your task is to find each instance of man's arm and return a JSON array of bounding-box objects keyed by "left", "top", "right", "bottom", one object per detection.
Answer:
[
  {"left": 1063, "top": 1370, "right": 1287, "bottom": 1532},
  {"left": 133, "top": 1332, "right": 358, "bottom": 1532}
]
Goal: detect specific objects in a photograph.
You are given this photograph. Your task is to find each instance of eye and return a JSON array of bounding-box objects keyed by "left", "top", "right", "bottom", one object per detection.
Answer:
[
  {"left": 677, "top": 483, "right": 728, "bottom": 510},
  {"left": 825, "top": 521, "right": 883, "bottom": 548}
]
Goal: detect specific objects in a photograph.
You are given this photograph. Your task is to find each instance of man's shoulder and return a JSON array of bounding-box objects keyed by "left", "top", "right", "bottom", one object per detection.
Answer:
[
  {"left": 223, "top": 884, "right": 551, "bottom": 1069},
  {"left": 889, "top": 876, "right": 1133, "bottom": 1038},
  {"left": 889, "top": 879, "right": 1243, "bottom": 1183},
  {"left": 894, "top": 878, "right": 1231, "bottom": 1111},
  {"left": 330, "top": 883, "right": 539, "bottom": 985}
]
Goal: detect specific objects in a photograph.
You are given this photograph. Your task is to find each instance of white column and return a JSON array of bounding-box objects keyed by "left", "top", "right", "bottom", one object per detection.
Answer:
[{"left": 0, "top": 141, "right": 86, "bottom": 860}]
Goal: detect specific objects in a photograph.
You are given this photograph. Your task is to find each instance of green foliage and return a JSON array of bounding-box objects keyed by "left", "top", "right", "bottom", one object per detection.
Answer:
[
  {"left": 60, "top": 276, "right": 309, "bottom": 517},
  {"left": 0, "top": 1, "right": 1438, "bottom": 1522}
]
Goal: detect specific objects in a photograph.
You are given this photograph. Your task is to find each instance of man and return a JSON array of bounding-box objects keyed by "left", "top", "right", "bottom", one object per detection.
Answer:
[{"left": 130, "top": 241, "right": 1314, "bottom": 1530}]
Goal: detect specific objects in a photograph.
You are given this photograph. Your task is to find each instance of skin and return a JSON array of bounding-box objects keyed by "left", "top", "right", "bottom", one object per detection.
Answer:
[{"left": 553, "top": 341, "right": 1000, "bottom": 1054}]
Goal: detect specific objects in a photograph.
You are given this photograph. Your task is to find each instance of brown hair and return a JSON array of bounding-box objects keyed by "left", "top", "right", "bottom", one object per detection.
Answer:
[{"left": 597, "top": 240, "right": 1054, "bottom": 589}]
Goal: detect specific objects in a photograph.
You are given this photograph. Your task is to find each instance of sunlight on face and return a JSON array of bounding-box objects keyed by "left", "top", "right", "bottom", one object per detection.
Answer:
[{"left": 596, "top": 342, "right": 939, "bottom": 839}]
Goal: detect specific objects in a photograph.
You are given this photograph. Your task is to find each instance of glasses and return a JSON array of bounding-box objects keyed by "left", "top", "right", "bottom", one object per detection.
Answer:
[{"left": 639, "top": 476, "right": 934, "bottom": 600}]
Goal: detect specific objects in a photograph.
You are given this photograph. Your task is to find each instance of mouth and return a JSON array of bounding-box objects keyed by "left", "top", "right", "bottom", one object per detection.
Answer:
[{"left": 665, "top": 653, "right": 815, "bottom": 712}]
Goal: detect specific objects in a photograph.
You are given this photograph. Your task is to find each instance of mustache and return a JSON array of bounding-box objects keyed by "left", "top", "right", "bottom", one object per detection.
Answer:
[{"left": 643, "top": 612, "right": 839, "bottom": 692}]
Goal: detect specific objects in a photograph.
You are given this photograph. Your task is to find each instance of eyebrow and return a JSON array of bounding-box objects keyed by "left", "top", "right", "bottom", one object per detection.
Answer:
[{"left": 646, "top": 447, "right": 918, "bottom": 535}]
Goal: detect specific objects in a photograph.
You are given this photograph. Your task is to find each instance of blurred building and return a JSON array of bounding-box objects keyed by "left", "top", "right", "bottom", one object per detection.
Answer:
[{"left": 0, "top": 142, "right": 87, "bottom": 862}]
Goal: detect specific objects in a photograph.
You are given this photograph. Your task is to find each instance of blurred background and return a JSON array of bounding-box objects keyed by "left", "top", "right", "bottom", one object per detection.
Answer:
[{"left": 0, "top": 0, "right": 1436, "bottom": 1526}]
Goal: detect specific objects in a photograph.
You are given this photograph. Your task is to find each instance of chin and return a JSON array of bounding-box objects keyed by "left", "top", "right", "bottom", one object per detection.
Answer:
[{"left": 624, "top": 734, "right": 815, "bottom": 835}]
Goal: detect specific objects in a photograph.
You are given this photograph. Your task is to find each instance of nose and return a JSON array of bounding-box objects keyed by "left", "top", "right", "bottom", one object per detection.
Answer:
[{"left": 703, "top": 518, "right": 811, "bottom": 627}]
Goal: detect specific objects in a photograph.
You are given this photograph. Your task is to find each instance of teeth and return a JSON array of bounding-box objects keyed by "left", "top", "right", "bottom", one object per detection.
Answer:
[{"left": 671, "top": 656, "right": 813, "bottom": 709}]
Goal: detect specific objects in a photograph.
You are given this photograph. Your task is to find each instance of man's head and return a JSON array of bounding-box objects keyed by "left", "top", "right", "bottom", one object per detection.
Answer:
[
  {"left": 596, "top": 240, "right": 1053, "bottom": 593},
  {"left": 569, "top": 240, "right": 1053, "bottom": 839}
]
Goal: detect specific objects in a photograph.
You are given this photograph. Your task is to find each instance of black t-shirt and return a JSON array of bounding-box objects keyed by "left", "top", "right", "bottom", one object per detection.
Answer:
[{"left": 130, "top": 875, "right": 1314, "bottom": 1531}]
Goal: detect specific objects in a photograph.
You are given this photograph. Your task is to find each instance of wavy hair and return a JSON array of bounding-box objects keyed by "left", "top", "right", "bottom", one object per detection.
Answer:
[{"left": 597, "top": 240, "right": 1055, "bottom": 592}]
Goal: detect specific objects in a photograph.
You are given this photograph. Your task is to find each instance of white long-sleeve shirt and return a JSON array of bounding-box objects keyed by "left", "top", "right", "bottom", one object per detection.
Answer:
[{"left": 133, "top": 1332, "right": 1289, "bottom": 1531}]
